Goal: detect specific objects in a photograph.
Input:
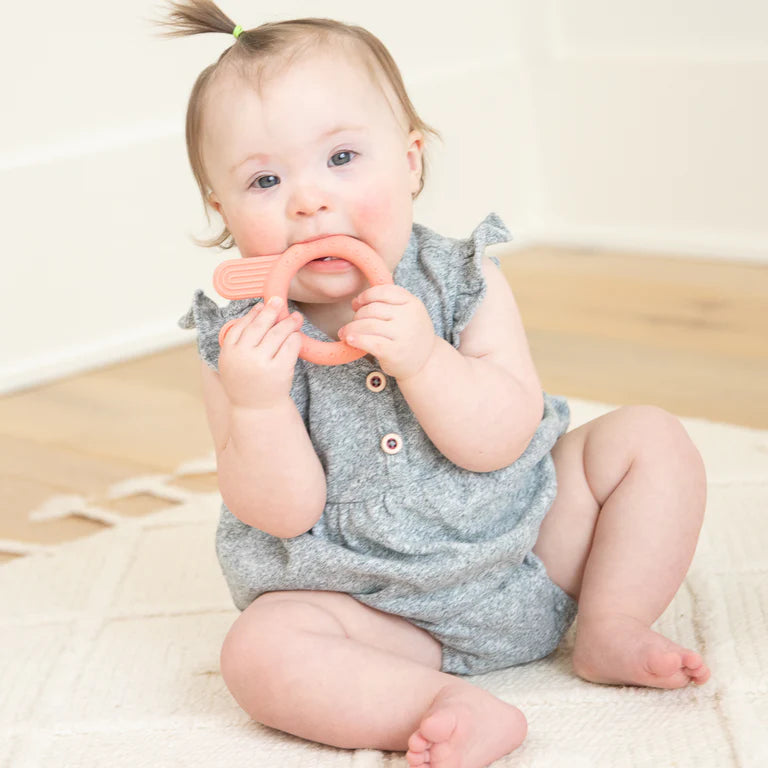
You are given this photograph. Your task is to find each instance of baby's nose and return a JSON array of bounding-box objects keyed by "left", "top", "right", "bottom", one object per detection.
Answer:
[{"left": 289, "top": 183, "right": 330, "bottom": 217}]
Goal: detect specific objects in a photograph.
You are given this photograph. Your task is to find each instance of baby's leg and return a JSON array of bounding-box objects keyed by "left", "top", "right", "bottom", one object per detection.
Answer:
[
  {"left": 533, "top": 405, "right": 711, "bottom": 688},
  {"left": 220, "top": 590, "right": 526, "bottom": 766}
]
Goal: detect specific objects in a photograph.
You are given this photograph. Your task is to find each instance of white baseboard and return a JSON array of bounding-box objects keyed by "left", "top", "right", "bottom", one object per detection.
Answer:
[
  {"left": 522, "top": 224, "right": 768, "bottom": 264},
  {"left": 0, "top": 325, "right": 195, "bottom": 396}
]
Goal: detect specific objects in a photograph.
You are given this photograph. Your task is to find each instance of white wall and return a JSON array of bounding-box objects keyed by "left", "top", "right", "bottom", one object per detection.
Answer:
[
  {"left": 518, "top": 0, "right": 768, "bottom": 260},
  {"left": 1, "top": 0, "right": 766, "bottom": 393}
]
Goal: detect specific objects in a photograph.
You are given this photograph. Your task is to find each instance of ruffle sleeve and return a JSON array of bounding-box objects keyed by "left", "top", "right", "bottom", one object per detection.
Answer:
[
  {"left": 178, "top": 291, "right": 310, "bottom": 425},
  {"left": 450, "top": 212, "right": 513, "bottom": 348},
  {"left": 178, "top": 290, "right": 259, "bottom": 370}
]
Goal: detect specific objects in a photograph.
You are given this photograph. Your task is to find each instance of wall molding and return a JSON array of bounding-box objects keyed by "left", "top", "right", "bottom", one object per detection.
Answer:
[
  {"left": 0, "top": 120, "right": 182, "bottom": 172},
  {"left": 523, "top": 224, "right": 768, "bottom": 264},
  {"left": 0, "top": 324, "right": 192, "bottom": 396}
]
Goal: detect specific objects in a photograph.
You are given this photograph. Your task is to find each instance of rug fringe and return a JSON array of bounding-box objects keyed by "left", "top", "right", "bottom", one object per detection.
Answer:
[
  {"left": 21, "top": 456, "right": 216, "bottom": 537},
  {"left": 175, "top": 454, "right": 216, "bottom": 476},
  {"left": 29, "top": 495, "right": 128, "bottom": 526},
  {"left": 0, "top": 538, "right": 55, "bottom": 556}
]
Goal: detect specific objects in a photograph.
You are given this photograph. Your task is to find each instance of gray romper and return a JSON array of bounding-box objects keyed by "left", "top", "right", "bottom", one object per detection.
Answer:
[{"left": 180, "top": 212, "right": 578, "bottom": 676}]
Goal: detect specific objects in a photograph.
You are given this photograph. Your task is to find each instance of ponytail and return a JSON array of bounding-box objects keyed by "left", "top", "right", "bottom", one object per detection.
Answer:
[{"left": 155, "top": 0, "right": 239, "bottom": 39}]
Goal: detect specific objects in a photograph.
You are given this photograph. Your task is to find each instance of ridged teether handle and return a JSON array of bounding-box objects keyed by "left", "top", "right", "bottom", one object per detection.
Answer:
[{"left": 214, "top": 236, "right": 393, "bottom": 366}]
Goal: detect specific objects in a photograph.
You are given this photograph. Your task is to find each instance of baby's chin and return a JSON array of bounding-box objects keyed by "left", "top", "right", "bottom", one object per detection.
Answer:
[{"left": 288, "top": 270, "right": 370, "bottom": 304}]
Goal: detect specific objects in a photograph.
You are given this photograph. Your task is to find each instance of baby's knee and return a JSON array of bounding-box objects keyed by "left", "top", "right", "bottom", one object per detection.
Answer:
[
  {"left": 621, "top": 405, "right": 706, "bottom": 507},
  {"left": 623, "top": 406, "right": 704, "bottom": 466},
  {"left": 220, "top": 597, "right": 303, "bottom": 714},
  {"left": 220, "top": 594, "right": 346, "bottom": 693},
  {"left": 220, "top": 606, "right": 270, "bottom": 695}
]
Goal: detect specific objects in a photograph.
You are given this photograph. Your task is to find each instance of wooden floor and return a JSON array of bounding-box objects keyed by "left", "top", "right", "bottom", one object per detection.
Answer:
[{"left": 1, "top": 245, "right": 766, "bottom": 561}]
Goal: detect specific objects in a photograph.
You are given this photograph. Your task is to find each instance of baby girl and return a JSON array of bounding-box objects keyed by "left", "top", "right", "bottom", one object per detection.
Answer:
[{"left": 165, "top": 1, "right": 711, "bottom": 765}]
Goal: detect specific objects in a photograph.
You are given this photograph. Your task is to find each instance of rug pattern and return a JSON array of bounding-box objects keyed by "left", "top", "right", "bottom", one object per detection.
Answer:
[{"left": 1, "top": 400, "right": 767, "bottom": 767}]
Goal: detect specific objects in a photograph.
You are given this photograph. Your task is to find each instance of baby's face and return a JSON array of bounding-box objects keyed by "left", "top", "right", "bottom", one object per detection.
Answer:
[{"left": 203, "top": 49, "right": 423, "bottom": 305}]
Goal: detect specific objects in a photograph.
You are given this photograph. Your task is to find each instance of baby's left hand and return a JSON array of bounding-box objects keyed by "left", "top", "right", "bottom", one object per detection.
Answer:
[{"left": 338, "top": 285, "right": 437, "bottom": 379}]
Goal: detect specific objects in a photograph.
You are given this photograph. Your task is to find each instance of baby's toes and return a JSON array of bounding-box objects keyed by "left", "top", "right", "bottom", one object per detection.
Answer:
[
  {"left": 682, "top": 650, "right": 711, "bottom": 684},
  {"left": 682, "top": 650, "right": 703, "bottom": 670},
  {"left": 418, "top": 708, "right": 459, "bottom": 745},
  {"left": 407, "top": 730, "right": 431, "bottom": 752},
  {"left": 406, "top": 730, "right": 431, "bottom": 766},
  {"left": 691, "top": 668, "right": 711, "bottom": 685},
  {"left": 686, "top": 661, "right": 711, "bottom": 685},
  {"left": 405, "top": 750, "right": 430, "bottom": 767}
]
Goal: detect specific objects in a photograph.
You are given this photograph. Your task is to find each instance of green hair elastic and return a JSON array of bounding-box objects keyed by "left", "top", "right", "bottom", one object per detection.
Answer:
[{"left": 232, "top": 25, "right": 243, "bottom": 39}]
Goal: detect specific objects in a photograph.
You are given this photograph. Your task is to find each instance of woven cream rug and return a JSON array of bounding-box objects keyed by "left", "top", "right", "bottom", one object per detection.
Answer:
[{"left": 1, "top": 398, "right": 767, "bottom": 768}]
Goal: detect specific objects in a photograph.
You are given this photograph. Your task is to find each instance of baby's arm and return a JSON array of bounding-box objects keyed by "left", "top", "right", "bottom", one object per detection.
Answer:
[
  {"left": 397, "top": 257, "right": 544, "bottom": 472},
  {"left": 200, "top": 363, "right": 326, "bottom": 539}
]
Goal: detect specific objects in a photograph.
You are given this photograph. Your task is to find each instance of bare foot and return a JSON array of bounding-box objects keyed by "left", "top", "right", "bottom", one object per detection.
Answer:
[
  {"left": 573, "top": 614, "right": 711, "bottom": 689},
  {"left": 405, "top": 682, "right": 527, "bottom": 768}
]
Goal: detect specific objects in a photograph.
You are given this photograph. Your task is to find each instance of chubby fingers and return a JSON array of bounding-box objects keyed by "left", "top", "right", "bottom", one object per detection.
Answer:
[
  {"left": 222, "top": 296, "right": 288, "bottom": 346},
  {"left": 348, "top": 300, "right": 394, "bottom": 322},
  {"left": 258, "top": 310, "right": 304, "bottom": 358},
  {"left": 339, "top": 317, "right": 393, "bottom": 344},
  {"left": 220, "top": 302, "right": 263, "bottom": 345},
  {"left": 342, "top": 285, "right": 413, "bottom": 342},
  {"left": 351, "top": 284, "right": 410, "bottom": 311}
]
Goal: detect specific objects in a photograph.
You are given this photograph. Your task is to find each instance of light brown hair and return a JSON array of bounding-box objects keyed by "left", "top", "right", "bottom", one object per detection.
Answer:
[{"left": 156, "top": 0, "right": 442, "bottom": 249}]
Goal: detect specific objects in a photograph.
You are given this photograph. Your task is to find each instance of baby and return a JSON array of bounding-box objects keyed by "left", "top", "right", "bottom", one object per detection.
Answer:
[{"left": 165, "top": 2, "right": 711, "bottom": 765}]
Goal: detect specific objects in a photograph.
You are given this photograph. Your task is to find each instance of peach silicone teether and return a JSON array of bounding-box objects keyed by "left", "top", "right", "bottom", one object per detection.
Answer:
[{"left": 214, "top": 236, "right": 393, "bottom": 365}]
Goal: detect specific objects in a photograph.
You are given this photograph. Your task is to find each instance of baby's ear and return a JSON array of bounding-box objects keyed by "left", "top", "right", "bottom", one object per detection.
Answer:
[
  {"left": 407, "top": 130, "right": 424, "bottom": 192},
  {"left": 208, "top": 191, "right": 229, "bottom": 227}
]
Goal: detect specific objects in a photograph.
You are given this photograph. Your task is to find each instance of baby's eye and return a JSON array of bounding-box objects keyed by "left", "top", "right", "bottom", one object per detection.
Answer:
[
  {"left": 329, "top": 150, "right": 356, "bottom": 167},
  {"left": 253, "top": 174, "right": 279, "bottom": 189}
]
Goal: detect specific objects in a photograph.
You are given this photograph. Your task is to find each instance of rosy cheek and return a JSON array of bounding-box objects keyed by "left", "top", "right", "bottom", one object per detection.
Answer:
[
  {"left": 351, "top": 180, "right": 413, "bottom": 268},
  {"left": 234, "top": 218, "right": 284, "bottom": 257},
  {"left": 354, "top": 191, "right": 394, "bottom": 231}
]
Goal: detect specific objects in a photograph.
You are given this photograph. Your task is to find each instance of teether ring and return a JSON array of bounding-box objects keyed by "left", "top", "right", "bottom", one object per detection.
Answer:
[{"left": 214, "top": 236, "right": 393, "bottom": 365}]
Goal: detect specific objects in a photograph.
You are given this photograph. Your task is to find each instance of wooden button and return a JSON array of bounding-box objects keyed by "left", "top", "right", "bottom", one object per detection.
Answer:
[
  {"left": 366, "top": 371, "right": 387, "bottom": 392},
  {"left": 380, "top": 433, "right": 402, "bottom": 455}
]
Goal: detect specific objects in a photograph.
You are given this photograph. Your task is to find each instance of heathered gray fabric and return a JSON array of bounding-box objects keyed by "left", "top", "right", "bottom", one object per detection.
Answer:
[{"left": 180, "top": 212, "right": 578, "bottom": 675}]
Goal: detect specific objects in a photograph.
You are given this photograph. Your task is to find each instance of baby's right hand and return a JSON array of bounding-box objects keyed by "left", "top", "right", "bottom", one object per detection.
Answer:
[{"left": 217, "top": 297, "right": 304, "bottom": 410}]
